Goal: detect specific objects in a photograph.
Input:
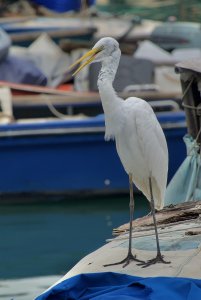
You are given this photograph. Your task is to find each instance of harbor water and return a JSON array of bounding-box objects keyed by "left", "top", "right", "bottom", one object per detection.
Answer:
[{"left": 1, "top": 194, "right": 149, "bottom": 299}]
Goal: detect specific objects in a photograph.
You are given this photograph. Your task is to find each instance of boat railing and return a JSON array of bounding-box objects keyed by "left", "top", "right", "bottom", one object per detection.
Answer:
[
  {"left": 148, "top": 100, "right": 180, "bottom": 112},
  {"left": 123, "top": 83, "right": 159, "bottom": 93},
  {"left": 123, "top": 84, "right": 181, "bottom": 112}
]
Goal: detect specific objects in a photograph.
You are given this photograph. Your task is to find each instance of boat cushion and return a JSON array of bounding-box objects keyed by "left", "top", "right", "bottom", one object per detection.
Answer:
[
  {"left": 0, "top": 55, "right": 47, "bottom": 86},
  {"left": 89, "top": 56, "right": 154, "bottom": 92}
]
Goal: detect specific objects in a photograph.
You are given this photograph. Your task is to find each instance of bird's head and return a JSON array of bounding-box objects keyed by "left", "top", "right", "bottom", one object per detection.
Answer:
[{"left": 69, "top": 37, "right": 120, "bottom": 76}]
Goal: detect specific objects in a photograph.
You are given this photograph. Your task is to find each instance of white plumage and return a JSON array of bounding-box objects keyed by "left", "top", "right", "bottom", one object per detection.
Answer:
[
  {"left": 71, "top": 37, "right": 170, "bottom": 267},
  {"left": 116, "top": 97, "right": 168, "bottom": 210},
  {"left": 94, "top": 38, "right": 168, "bottom": 211}
]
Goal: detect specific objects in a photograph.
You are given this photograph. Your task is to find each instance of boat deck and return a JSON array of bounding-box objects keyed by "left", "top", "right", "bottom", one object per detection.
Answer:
[{"left": 53, "top": 201, "right": 201, "bottom": 287}]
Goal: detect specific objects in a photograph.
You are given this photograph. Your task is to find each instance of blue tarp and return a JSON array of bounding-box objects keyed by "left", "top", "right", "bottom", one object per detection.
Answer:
[
  {"left": 35, "top": 272, "right": 201, "bottom": 300},
  {"left": 31, "top": 0, "right": 95, "bottom": 13}
]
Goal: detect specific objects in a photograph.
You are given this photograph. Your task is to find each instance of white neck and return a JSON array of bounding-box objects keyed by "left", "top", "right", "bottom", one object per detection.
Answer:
[{"left": 97, "top": 49, "right": 124, "bottom": 140}]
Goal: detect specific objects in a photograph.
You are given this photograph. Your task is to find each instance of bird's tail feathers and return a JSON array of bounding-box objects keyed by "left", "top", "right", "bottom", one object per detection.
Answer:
[{"left": 138, "top": 177, "right": 164, "bottom": 211}]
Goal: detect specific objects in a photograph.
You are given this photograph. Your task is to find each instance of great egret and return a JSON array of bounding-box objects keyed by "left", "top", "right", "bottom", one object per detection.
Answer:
[{"left": 70, "top": 37, "right": 170, "bottom": 268}]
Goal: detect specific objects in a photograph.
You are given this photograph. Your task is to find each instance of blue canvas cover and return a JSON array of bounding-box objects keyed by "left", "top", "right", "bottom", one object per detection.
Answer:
[
  {"left": 165, "top": 134, "right": 201, "bottom": 206},
  {"left": 35, "top": 272, "right": 201, "bottom": 300}
]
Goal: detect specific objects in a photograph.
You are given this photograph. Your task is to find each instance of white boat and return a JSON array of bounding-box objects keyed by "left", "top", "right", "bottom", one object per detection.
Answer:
[{"left": 35, "top": 201, "right": 201, "bottom": 299}]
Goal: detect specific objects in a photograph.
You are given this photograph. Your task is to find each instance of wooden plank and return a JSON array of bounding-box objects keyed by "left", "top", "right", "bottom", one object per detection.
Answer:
[{"left": 114, "top": 201, "right": 201, "bottom": 235}]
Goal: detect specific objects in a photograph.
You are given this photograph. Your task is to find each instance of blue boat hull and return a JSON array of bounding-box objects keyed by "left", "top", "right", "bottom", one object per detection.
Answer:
[{"left": 0, "top": 112, "right": 186, "bottom": 198}]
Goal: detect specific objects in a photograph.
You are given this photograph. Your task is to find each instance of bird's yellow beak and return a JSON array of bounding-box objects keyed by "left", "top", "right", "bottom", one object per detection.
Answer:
[{"left": 69, "top": 46, "right": 103, "bottom": 76}]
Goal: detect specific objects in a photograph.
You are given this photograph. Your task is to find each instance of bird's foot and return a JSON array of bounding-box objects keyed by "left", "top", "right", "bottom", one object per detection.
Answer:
[
  {"left": 138, "top": 253, "right": 170, "bottom": 268},
  {"left": 103, "top": 252, "right": 145, "bottom": 268}
]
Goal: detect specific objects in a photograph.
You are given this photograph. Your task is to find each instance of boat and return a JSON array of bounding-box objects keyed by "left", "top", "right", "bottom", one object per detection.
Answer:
[
  {"left": 0, "top": 30, "right": 185, "bottom": 201},
  {"left": 150, "top": 21, "right": 201, "bottom": 51},
  {"left": 4, "top": 80, "right": 181, "bottom": 117},
  {"left": 36, "top": 200, "right": 201, "bottom": 299},
  {"left": 0, "top": 102, "right": 186, "bottom": 202},
  {"left": 0, "top": 17, "right": 97, "bottom": 46}
]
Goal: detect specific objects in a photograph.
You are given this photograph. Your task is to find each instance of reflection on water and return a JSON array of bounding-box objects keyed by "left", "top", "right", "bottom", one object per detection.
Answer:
[{"left": 0, "top": 194, "right": 149, "bottom": 279}]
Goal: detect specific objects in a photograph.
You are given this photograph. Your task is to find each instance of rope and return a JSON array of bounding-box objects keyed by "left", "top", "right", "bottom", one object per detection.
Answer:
[
  {"left": 181, "top": 77, "right": 198, "bottom": 110},
  {"left": 181, "top": 76, "right": 194, "bottom": 102},
  {"left": 41, "top": 95, "right": 70, "bottom": 120},
  {"left": 195, "top": 127, "right": 201, "bottom": 144},
  {"left": 186, "top": 128, "right": 201, "bottom": 157},
  {"left": 182, "top": 103, "right": 198, "bottom": 110},
  {"left": 180, "top": 76, "right": 201, "bottom": 150}
]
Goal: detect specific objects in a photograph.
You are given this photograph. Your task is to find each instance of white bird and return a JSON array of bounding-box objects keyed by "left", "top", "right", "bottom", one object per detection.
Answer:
[{"left": 70, "top": 37, "right": 170, "bottom": 268}]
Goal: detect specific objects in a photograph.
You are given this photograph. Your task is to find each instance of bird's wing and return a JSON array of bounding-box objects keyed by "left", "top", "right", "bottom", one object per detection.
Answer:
[{"left": 130, "top": 99, "right": 168, "bottom": 208}]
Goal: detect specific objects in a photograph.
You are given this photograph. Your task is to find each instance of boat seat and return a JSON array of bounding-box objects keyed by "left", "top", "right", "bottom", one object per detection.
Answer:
[{"left": 88, "top": 55, "right": 155, "bottom": 92}]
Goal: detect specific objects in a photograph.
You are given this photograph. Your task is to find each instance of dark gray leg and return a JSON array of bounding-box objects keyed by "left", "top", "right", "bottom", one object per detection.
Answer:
[
  {"left": 104, "top": 173, "right": 144, "bottom": 268},
  {"left": 139, "top": 177, "right": 170, "bottom": 268}
]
